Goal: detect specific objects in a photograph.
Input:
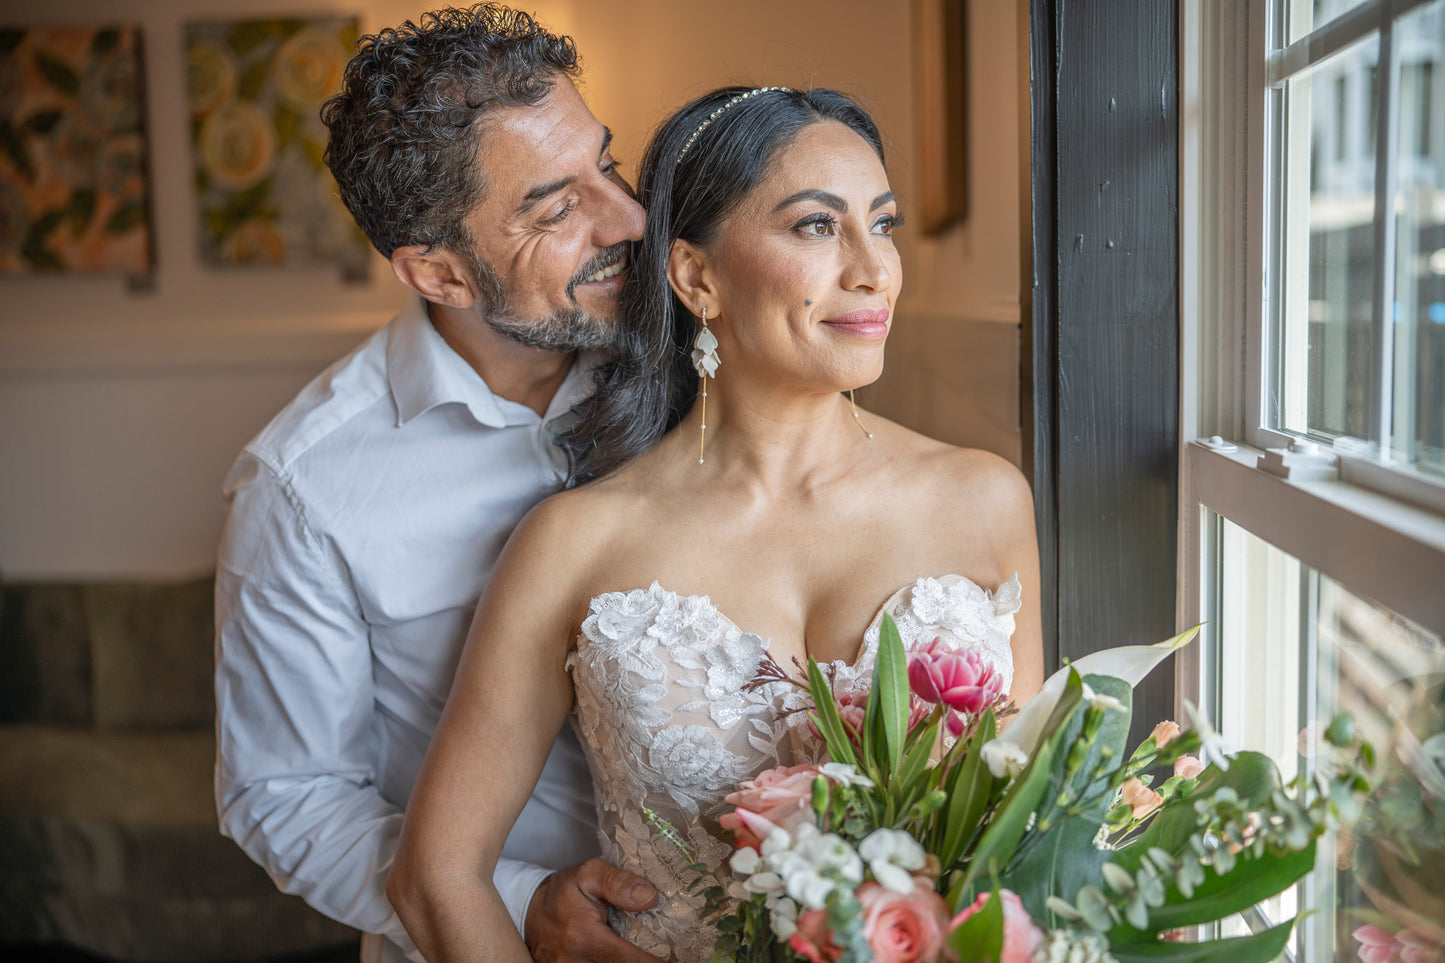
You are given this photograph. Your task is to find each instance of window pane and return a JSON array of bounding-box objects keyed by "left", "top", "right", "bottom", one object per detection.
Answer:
[
  {"left": 1278, "top": 36, "right": 1378, "bottom": 443},
  {"left": 1212, "top": 515, "right": 1445, "bottom": 961},
  {"left": 1289, "top": 0, "right": 1371, "bottom": 45},
  {"left": 1392, "top": 1, "right": 1445, "bottom": 477}
]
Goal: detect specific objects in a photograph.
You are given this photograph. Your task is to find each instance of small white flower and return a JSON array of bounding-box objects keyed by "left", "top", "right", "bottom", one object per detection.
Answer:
[
  {"left": 1183, "top": 700, "right": 1232, "bottom": 772},
  {"left": 727, "top": 880, "right": 751, "bottom": 901},
  {"left": 730, "top": 847, "right": 760, "bottom": 875},
  {"left": 760, "top": 827, "right": 794, "bottom": 858},
  {"left": 767, "top": 895, "right": 800, "bottom": 939},
  {"left": 859, "top": 829, "right": 927, "bottom": 893},
  {"left": 981, "top": 738, "right": 1030, "bottom": 779},
  {"left": 1081, "top": 683, "right": 1126, "bottom": 713},
  {"left": 785, "top": 868, "right": 837, "bottom": 909},
  {"left": 743, "top": 870, "right": 785, "bottom": 896},
  {"left": 818, "top": 762, "right": 876, "bottom": 788}
]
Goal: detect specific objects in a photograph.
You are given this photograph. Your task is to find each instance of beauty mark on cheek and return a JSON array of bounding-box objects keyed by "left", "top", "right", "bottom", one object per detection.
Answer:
[{"left": 804, "top": 298, "right": 813, "bottom": 306}]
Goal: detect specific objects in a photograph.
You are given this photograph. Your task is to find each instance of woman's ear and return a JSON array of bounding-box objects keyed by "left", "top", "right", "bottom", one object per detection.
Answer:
[
  {"left": 666, "top": 239, "right": 718, "bottom": 319},
  {"left": 391, "top": 245, "right": 480, "bottom": 308}
]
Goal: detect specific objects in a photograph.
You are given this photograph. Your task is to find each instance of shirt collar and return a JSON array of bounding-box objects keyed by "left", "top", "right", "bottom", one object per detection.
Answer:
[{"left": 387, "top": 294, "right": 601, "bottom": 430}]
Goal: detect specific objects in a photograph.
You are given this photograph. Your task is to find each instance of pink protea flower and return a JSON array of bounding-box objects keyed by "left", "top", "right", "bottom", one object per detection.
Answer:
[
  {"left": 908, "top": 638, "right": 1004, "bottom": 717},
  {"left": 950, "top": 889, "right": 1044, "bottom": 963},
  {"left": 719, "top": 763, "right": 818, "bottom": 851}
]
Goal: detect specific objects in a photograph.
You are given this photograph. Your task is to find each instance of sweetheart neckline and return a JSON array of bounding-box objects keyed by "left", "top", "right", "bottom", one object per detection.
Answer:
[{"left": 581, "top": 572, "right": 1021, "bottom": 668}]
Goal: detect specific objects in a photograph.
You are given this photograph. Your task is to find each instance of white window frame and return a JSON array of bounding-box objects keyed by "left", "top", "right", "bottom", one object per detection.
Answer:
[{"left": 1179, "top": 0, "right": 1445, "bottom": 694}]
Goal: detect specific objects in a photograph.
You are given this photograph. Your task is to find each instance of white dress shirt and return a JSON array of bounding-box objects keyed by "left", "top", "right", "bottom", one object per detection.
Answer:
[{"left": 215, "top": 295, "right": 599, "bottom": 962}]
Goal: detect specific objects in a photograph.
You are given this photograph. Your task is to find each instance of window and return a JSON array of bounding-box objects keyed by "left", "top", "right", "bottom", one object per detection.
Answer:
[{"left": 1181, "top": 0, "right": 1445, "bottom": 960}]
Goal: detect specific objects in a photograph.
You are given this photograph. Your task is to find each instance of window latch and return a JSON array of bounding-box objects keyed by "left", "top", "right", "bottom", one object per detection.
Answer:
[{"left": 1257, "top": 439, "right": 1339, "bottom": 482}]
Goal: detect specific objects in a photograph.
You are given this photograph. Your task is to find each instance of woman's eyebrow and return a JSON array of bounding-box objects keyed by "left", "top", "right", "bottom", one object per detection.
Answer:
[{"left": 772, "top": 189, "right": 846, "bottom": 214}]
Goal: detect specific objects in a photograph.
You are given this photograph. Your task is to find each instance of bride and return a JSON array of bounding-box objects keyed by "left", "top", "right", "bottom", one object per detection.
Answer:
[{"left": 389, "top": 86, "right": 1043, "bottom": 961}]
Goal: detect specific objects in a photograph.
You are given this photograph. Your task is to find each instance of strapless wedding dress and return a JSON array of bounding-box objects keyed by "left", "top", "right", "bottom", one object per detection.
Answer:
[{"left": 566, "top": 574, "right": 1022, "bottom": 960}]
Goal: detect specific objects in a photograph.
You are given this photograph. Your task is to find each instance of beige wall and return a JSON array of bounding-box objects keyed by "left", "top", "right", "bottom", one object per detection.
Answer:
[{"left": 0, "top": 0, "right": 1027, "bottom": 578}]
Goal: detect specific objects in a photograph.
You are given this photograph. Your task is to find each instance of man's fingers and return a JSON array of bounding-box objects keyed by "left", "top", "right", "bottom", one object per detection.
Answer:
[
  {"left": 587, "top": 927, "right": 668, "bottom": 963},
  {"left": 576, "top": 858, "right": 658, "bottom": 912}
]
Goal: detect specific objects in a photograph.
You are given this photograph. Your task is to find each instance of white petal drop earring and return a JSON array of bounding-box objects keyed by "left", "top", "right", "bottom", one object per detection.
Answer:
[
  {"left": 849, "top": 389, "right": 874, "bottom": 439},
  {"left": 691, "top": 306, "right": 720, "bottom": 464}
]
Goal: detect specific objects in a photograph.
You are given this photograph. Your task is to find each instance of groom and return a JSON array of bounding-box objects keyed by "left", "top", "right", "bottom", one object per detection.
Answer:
[{"left": 213, "top": 6, "right": 660, "bottom": 961}]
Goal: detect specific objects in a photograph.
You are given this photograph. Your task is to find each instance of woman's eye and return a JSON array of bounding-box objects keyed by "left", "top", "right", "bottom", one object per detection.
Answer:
[
  {"left": 539, "top": 199, "right": 578, "bottom": 227},
  {"left": 874, "top": 212, "right": 905, "bottom": 236},
  {"left": 601, "top": 157, "right": 621, "bottom": 176},
  {"left": 796, "top": 214, "right": 837, "bottom": 237}
]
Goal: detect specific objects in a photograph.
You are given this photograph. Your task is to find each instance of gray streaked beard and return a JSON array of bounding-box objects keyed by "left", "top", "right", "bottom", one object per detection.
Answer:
[{"left": 465, "top": 244, "right": 623, "bottom": 352}]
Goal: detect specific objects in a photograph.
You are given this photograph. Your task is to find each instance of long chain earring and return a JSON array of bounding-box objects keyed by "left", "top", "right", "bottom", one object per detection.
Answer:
[
  {"left": 849, "top": 389, "right": 874, "bottom": 439},
  {"left": 691, "top": 306, "right": 720, "bottom": 464}
]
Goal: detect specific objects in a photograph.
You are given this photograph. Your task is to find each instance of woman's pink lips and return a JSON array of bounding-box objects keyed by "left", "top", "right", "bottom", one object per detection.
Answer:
[{"left": 820, "top": 308, "right": 890, "bottom": 337}]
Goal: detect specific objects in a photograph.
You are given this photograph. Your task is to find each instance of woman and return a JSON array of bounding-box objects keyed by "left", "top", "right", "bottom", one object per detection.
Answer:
[{"left": 389, "top": 86, "right": 1043, "bottom": 960}]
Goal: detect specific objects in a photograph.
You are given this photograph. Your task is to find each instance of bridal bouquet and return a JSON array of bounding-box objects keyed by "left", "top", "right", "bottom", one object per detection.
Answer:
[{"left": 654, "top": 616, "right": 1374, "bottom": 963}]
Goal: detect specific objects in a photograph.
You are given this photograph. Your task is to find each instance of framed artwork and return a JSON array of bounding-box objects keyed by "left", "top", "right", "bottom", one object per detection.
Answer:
[
  {"left": 0, "top": 25, "right": 153, "bottom": 275},
  {"left": 914, "top": 0, "right": 968, "bottom": 235},
  {"left": 185, "top": 17, "right": 367, "bottom": 274}
]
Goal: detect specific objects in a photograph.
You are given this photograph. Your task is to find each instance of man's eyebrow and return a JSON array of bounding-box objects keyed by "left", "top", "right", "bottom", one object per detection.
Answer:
[
  {"left": 772, "top": 189, "right": 847, "bottom": 214},
  {"left": 516, "top": 128, "right": 615, "bottom": 215}
]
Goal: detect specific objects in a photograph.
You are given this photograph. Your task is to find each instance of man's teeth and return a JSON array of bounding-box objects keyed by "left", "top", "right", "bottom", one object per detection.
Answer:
[{"left": 582, "top": 260, "right": 624, "bottom": 283}]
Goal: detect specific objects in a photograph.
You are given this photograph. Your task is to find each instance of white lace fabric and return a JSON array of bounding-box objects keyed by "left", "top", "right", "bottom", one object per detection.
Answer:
[{"left": 565, "top": 573, "right": 1021, "bottom": 960}]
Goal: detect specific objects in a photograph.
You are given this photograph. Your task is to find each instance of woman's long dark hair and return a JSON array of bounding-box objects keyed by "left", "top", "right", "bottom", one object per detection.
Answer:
[{"left": 557, "top": 86, "right": 885, "bottom": 485}]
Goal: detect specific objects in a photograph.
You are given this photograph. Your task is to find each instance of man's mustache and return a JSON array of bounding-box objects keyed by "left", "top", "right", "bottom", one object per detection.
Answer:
[{"left": 566, "top": 243, "right": 631, "bottom": 302}]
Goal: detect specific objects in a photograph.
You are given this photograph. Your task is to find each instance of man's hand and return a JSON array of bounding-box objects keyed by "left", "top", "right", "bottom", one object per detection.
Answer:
[{"left": 523, "top": 858, "right": 664, "bottom": 963}]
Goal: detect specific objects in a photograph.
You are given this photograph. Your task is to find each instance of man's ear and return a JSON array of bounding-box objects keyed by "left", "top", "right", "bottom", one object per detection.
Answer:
[
  {"left": 666, "top": 239, "right": 719, "bottom": 320},
  {"left": 390, "top": 245, "right": 479, "bottom": 308}
]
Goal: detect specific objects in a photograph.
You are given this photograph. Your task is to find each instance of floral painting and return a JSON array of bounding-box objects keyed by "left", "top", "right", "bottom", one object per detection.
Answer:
[
  {"left": 185, "top": 17, "right": 367, "bottom": 272},
  {"left": 0, "top": 25, "right": 152, "bottom": 275}
]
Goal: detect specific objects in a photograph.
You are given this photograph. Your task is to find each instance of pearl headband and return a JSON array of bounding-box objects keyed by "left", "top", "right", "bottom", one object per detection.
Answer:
[{"left": 675, "top": 86, "right": 792, "bottom": 165}]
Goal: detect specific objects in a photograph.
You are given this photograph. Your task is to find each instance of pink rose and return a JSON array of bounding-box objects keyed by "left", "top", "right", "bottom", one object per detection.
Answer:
[
  {"left": 908, "top": 638, "right": 1004, "bottom": 717},
  {"left": 791, "top": 908, "right": 843, "bottom": 962},
  {"left": 950, "top": 889, "right": 1044, "bottom": 963},
  {"left": 720, "top": 763, "right": 817, "bottom": 850},
  {"left": 1150, "top": 720, "right": 1182, "bottom": 748},
  {"left": 857, "top": 879, "right": 950, "bottom": 963},
  {"left": 1174, "top": 754, "right": 1205, "bottom": 779},
  {"left": 1119, "top": 777, "right": 1164, "bottom": 819}
]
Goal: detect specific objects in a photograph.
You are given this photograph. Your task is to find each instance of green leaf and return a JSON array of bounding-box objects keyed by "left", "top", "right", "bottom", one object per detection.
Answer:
[
  {"left": 1110, "top": 920, "right": 1295, "bottom": 963},
  {"left": 105, "top": 201, "right": 147, "bottom": 234},
  {"left": 91, "top": 28, "right": 121, "bottom": 57},
  {"left": 955, "top": 736, "right": 1059, "bottom": 905},
  {"left": 0, "top": 122, "right": 34, "bottom": 180},
  {"left": 1003, "top": 813, "right": 1109, "bottom": 926},
  {"left": 806, "top": 657, "right": 858, "bottom": 767},
  {"left": 238, "top": 56, "right": 270, "bottom": 101},
  {"left": 939, "top": 711, "right": 997, "bottom": 869},
  {"left": 24, "top": 110, "right": 62, "bottom": 135},
  {"left": 897, "top": 717, "right": 939, "bottom": 796},
  {"left": 1123, "top": 841, "right": 1316, "bottom": 933},
  {"left": 874, "top": 612, "right": 910, "bottom": 775},
  {"left": 68, "top": 189, "right": 96, "bottom": 233},
  {"left": 34, "top": 52, "right": 79, "bottom": 97},
  {"left": 947, "top": 887, "right": 1004, "bottom": 963}
]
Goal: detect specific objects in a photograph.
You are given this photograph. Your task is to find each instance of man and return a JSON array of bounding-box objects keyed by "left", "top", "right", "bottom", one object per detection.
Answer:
[{"left": 213, "top": 6, "right": 659, "bottom": 961}]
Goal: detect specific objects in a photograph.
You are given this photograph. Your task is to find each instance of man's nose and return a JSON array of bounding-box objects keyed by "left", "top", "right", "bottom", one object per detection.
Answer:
[{"left": 595, "top": 179, "right": 647, "bottom": 247}]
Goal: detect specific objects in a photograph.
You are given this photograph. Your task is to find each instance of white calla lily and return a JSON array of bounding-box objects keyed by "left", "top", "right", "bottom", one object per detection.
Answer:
[{"left": 1006, "top": 626, "right": 1199, "bottom": 757}]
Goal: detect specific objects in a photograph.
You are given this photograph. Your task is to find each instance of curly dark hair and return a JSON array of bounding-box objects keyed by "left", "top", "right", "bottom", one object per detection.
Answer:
[
  {"left": 557, "top": 87, "right": 885, "bottom": 485},
  {"left": 321, "top": 3, "right": 579, "bottom": 260}
]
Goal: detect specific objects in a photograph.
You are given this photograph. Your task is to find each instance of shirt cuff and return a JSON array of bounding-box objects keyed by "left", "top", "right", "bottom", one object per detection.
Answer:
[{"left": 494, "top": 857, "right": 555, "bottom": 938}]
